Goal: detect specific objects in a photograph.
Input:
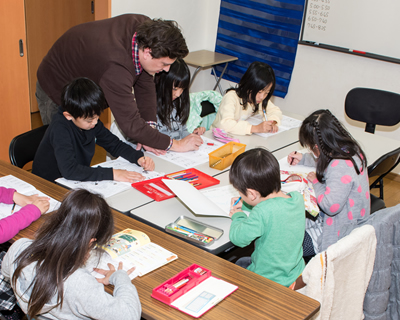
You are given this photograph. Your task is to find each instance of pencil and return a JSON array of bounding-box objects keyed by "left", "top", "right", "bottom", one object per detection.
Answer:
[
  {"left": 290, "top": 151, "right": 297, "bottom": 166},
  {"left": 263, "top": 110, "right": 268, "bottom": 122},
  {"left": 232, "top": 197, "right": 241, "bottom": 207},
  {"left": 11, "top": 203, "right": 16, "bottom": 214}
]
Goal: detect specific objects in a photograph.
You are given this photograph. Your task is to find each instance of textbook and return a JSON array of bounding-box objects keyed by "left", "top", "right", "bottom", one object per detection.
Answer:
[
  {"left": 86, "top": 228, "right": 178, "bottom": 279},
  {"left": 0, "top": 175, "right": 60, "bottom": 219},
  {"left": 152, "top": 264, "right": 238, "bottom": 318}
]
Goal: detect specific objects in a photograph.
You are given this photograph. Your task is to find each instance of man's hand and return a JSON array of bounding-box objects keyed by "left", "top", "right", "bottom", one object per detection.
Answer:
[{"left": 170, "top": 134, "right": 203, "bottom": 152}]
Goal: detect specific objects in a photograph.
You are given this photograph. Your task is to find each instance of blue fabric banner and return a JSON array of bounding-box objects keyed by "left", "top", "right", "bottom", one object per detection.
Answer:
[{"left": 215, "top": 0, "right": 305, "bottom": 98}]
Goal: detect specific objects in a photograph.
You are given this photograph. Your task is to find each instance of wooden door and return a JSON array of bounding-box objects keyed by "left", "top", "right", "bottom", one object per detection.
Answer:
[
  {"left": 25, "top": 0, "right": 95, "bottom": 114},
  {"left": 0, "top": 1, "right": 31, "bottom": 162}
]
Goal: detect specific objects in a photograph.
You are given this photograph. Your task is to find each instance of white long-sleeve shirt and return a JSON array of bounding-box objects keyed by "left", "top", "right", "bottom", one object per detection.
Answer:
[{"left": 211, "top": 90, "right": 282, "bottom": 135}]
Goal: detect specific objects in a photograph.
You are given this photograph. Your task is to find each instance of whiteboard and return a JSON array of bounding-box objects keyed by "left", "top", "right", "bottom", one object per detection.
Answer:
[{"left": 300, "top": 0, "right": 400, "bottom": 63}]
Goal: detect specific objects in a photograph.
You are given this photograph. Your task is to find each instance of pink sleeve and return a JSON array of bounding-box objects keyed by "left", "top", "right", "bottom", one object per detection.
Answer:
[
  {"left": 0, "top": 204, "right": 41, "bottom": 243},
  {"left": 0, "top": 187, "right": 16, "bottom": 204}
]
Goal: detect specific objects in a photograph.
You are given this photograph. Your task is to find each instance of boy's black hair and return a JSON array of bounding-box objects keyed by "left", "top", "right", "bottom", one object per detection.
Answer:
[
  {"left": 229, "top": 148, "right": 281, "bottom": 198},
  {"left": 61, "top": 78, "right": 107, "bottom": 119},
  {"left": 299, "top": 109, "right": 367, "bottom": 182}
]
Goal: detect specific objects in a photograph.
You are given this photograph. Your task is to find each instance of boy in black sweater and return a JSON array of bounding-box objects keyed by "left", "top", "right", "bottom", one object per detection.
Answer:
[{"left": 33, "top": 78, "right": 154, "bottom": 183}]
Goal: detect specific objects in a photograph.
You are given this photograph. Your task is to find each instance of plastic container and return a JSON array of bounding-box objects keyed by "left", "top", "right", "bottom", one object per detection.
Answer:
[
  {"left": 151, "top": 264, "right": 211, "bottom": 305},
  {"left": 208, "top": 141, "right": 246, "bottom": 170}
]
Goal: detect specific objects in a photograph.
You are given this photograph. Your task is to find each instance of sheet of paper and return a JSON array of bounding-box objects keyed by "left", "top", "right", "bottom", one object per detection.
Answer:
[
  {"left": 246, "top": 114, "right": 302, "bottom": 138},
  {"left": 200, "top": 185, "right": 239, "bottom": 215},
  {"left": 163, "top": 179, "right": 230, "bottom": 217},
  {"left": 150, "top": 136, "right": 224, "bottom": 168},
  {"left": 171, "top": 276, "right": 238, "bottom": 318},
  {"left": 56, "top": 157, "right": 164, "bottom": 199},
  {"left": 278, "top": 151, "right": 315, "bottom": 173},
  {"left": 0, "top": 175, "right": 61, "bottom": 219}
]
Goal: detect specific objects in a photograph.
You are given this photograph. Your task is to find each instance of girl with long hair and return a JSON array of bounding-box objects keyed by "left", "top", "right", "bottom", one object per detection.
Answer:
[
  {"left": 288, "top": 109, "right": 370, "bottom": 255},
  {"left": 211, "top": 61, "right": 282, "bottom": 135},
  {"left": 154, "top": 58, "right": 205, "bottom": 150},
  {"left": 1, "top": 189, "right": 141, "bottom": 319}
]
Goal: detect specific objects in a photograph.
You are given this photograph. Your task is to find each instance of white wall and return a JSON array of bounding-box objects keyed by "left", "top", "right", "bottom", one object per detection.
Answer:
[{"left": 112, "top": 0, "right": 400, "bottom": 172}]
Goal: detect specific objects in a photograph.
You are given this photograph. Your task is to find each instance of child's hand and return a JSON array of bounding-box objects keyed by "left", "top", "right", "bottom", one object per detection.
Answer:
[
  {"left": 94, "top": 262, "right": 136, "bottom": 285},
  {"left": 251, "top": 121, "right": 277, "bottom": 133},
  {"left": 137, "top": 157, "right": 155, "bottom": 171},
  {"left": 113, "top": 169, "right": 145, "bottom": 183},
  {"left": 287, "top": 152, "right": 303, "bottom": 166},
  {"left": 193, "top": 127, "right": 206, "bottom": 135},
  {"left": 32, "top": 198, "right": 50, "bottom": 215},
  {"left": 307, "top": 172, "right": 317, "bottom": 183},
  {"left": 13, "top": 192, "right": 49, "bottom": 208},
  {"left": 229, "top": 197, "right": 243, "bottom": 217}
]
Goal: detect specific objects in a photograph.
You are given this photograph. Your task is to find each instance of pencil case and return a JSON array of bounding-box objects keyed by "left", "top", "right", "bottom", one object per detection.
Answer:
[
  {"left": 151, "top": 264, "right": 211, "bottom": 305},
  {"left": 212, "top": 128, "right": 240, "bottom": 144},
  {"left": 208, "top": 141, "right": 246, "bottom": 170},
  {"left": 165, "top": 216, "right": 223, "bottom": 247}
]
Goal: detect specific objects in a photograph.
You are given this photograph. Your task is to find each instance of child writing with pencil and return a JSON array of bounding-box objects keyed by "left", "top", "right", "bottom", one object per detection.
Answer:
[
  {"left": 1, "top": 189, "right": 141, "bottom": 319},
  {"left": 287, "top": 109, "right": 370, "bottom": 256},
  {"left": 211, "top": 61, "right": 282, "bottom": 135},
  {"left": 229, "top": 148, "right": 305, "bottom": 288},
  {"left": 32, "top": 78, "right": 154, "bottom": 183},
  {"left": 0, "top": 188, "right": 49, "bottom": 243}
]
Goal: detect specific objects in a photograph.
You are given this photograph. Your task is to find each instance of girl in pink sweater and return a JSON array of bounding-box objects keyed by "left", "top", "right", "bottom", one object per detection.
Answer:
[{"left": 0, "top": 187, "right": 49, "bottom": 243}]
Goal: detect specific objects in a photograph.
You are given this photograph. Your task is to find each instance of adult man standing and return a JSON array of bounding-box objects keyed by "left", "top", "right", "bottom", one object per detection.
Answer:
[{"left": 36, "top": 14, "right": 202, "bottom": 154}]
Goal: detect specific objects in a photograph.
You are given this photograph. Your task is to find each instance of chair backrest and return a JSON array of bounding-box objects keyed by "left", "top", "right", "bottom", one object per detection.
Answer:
[
  {"left": 339, "top": 204, "right": 400, "bottom": 320},
  {"left": 345, "top": 88, "right": 400, "bottom": 133},
  {"left": 368, "top": 147, "right": 400, "bottom": 184},
  {"left": 298, "top": 225, "right": 377, "bottom": 320},
  {"left": 9, "top": 125, "right": 49, "bottom": 168}
]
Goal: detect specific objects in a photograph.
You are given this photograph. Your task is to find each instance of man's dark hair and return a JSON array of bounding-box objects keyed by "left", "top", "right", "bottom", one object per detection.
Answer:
[
  {"left": 229, "top": 148, "right": 281, "bottom": 197},
  {"left": 136, "top": 19, "right": 188, "bottom": 59},
  {"left": 61, "top": 78, "right": 107, "bottom": 119}
]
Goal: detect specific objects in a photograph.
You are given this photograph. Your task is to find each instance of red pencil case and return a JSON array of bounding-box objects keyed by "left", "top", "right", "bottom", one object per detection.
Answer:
[{"left": 132, "top": 168, "right": 220, "bottom": 201}]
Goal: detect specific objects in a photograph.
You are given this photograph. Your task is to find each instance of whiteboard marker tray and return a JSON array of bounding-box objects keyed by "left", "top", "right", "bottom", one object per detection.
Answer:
[{"left": 165, "top": 216, "right": 224, "bottom": 247}]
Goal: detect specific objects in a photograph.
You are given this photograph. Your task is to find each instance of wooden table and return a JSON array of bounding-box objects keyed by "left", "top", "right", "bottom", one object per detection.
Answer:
[
  {"left": 184, "top": 50, "right": 238, "bottom": 93},
  {"left": 1, "top": 160, "right": 320, "bottom": 320}
]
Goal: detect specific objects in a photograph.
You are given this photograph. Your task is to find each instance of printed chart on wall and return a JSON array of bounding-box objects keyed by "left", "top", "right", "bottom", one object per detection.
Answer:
[{"left": 300, "top": 0, "right": 400, "bottom": 63}]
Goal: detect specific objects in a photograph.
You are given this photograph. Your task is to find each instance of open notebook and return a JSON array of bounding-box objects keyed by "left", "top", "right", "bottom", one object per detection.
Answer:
[
  {"left": 55, "top": 157, "right": 164, "bottom": 199},
  {"left": 163, "top": 179, "right": 248, "bottom": 218}
]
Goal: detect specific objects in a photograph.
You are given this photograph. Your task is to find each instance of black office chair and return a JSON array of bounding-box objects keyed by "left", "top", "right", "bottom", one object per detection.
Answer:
[
  {"left": 345, "top": 87, "right": 400, "bottom": 213},
  {"left": 9, "top": 125, "right": 49, "bottom": 168},
  {"left": 345, "top": 87, "right": 400, "bottom": 133}
]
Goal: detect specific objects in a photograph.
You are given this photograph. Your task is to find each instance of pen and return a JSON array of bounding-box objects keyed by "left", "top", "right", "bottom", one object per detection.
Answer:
[
  {"left": 290, "top": 151, "right": 297, "bottom": 166},
  {"left": 232, "top": 197, "right": 241, "bottom": 207},
  {"left": 11, "top": 203, "right": 16, "bottom": 214},
  {"left": 263, "top": 110, "right": 268, "bottom": 122},
  {"left": 142, "top": 154, "right": 148, "bottom": 174}
]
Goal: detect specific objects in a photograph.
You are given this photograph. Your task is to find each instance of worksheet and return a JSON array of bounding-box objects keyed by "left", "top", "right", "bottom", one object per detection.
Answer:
[
  {"left": 150, "top": 136, "right": 224, "bottom": 168},
  {"left": 55, "top": 157, "right": 164, "bottom": 198},
  {"left": 0, "top": 175, "right": 60, "bottom": 219},
  {"left": 246, "top": 114, "right": 302, "bottom": 138}
]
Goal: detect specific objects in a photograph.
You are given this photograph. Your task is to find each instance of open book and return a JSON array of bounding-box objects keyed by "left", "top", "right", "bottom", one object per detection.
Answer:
[
  {"left": 55, "top": 157, "right": 164, "bottom": 198},
  {"left": 86, "top": 228, "right": 178, "bottom": 279},
  {"left": 163, "top": 180, "right": 250, "bottom": 218},
  {"left": 0, "top": 175, "right": 60, "bottom": 219}
]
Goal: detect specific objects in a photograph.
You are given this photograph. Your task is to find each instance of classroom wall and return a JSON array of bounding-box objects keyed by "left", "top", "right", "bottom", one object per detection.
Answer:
[{"left": 112, "top": 0, "right": 400, "bottom": 173}]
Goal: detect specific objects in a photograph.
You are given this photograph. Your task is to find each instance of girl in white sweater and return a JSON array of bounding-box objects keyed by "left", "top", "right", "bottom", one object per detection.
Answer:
[{"left": 211, "top": 61, "right": 282, "bottom": 135}]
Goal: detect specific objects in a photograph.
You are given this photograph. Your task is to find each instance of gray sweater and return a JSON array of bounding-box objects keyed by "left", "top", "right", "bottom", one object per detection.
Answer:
[
  {"left": 300, "top": 153, "right": 370, "bottom": 252},
  {"left": 1, "top": 239, "right": 141, "bottom": 320}
]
